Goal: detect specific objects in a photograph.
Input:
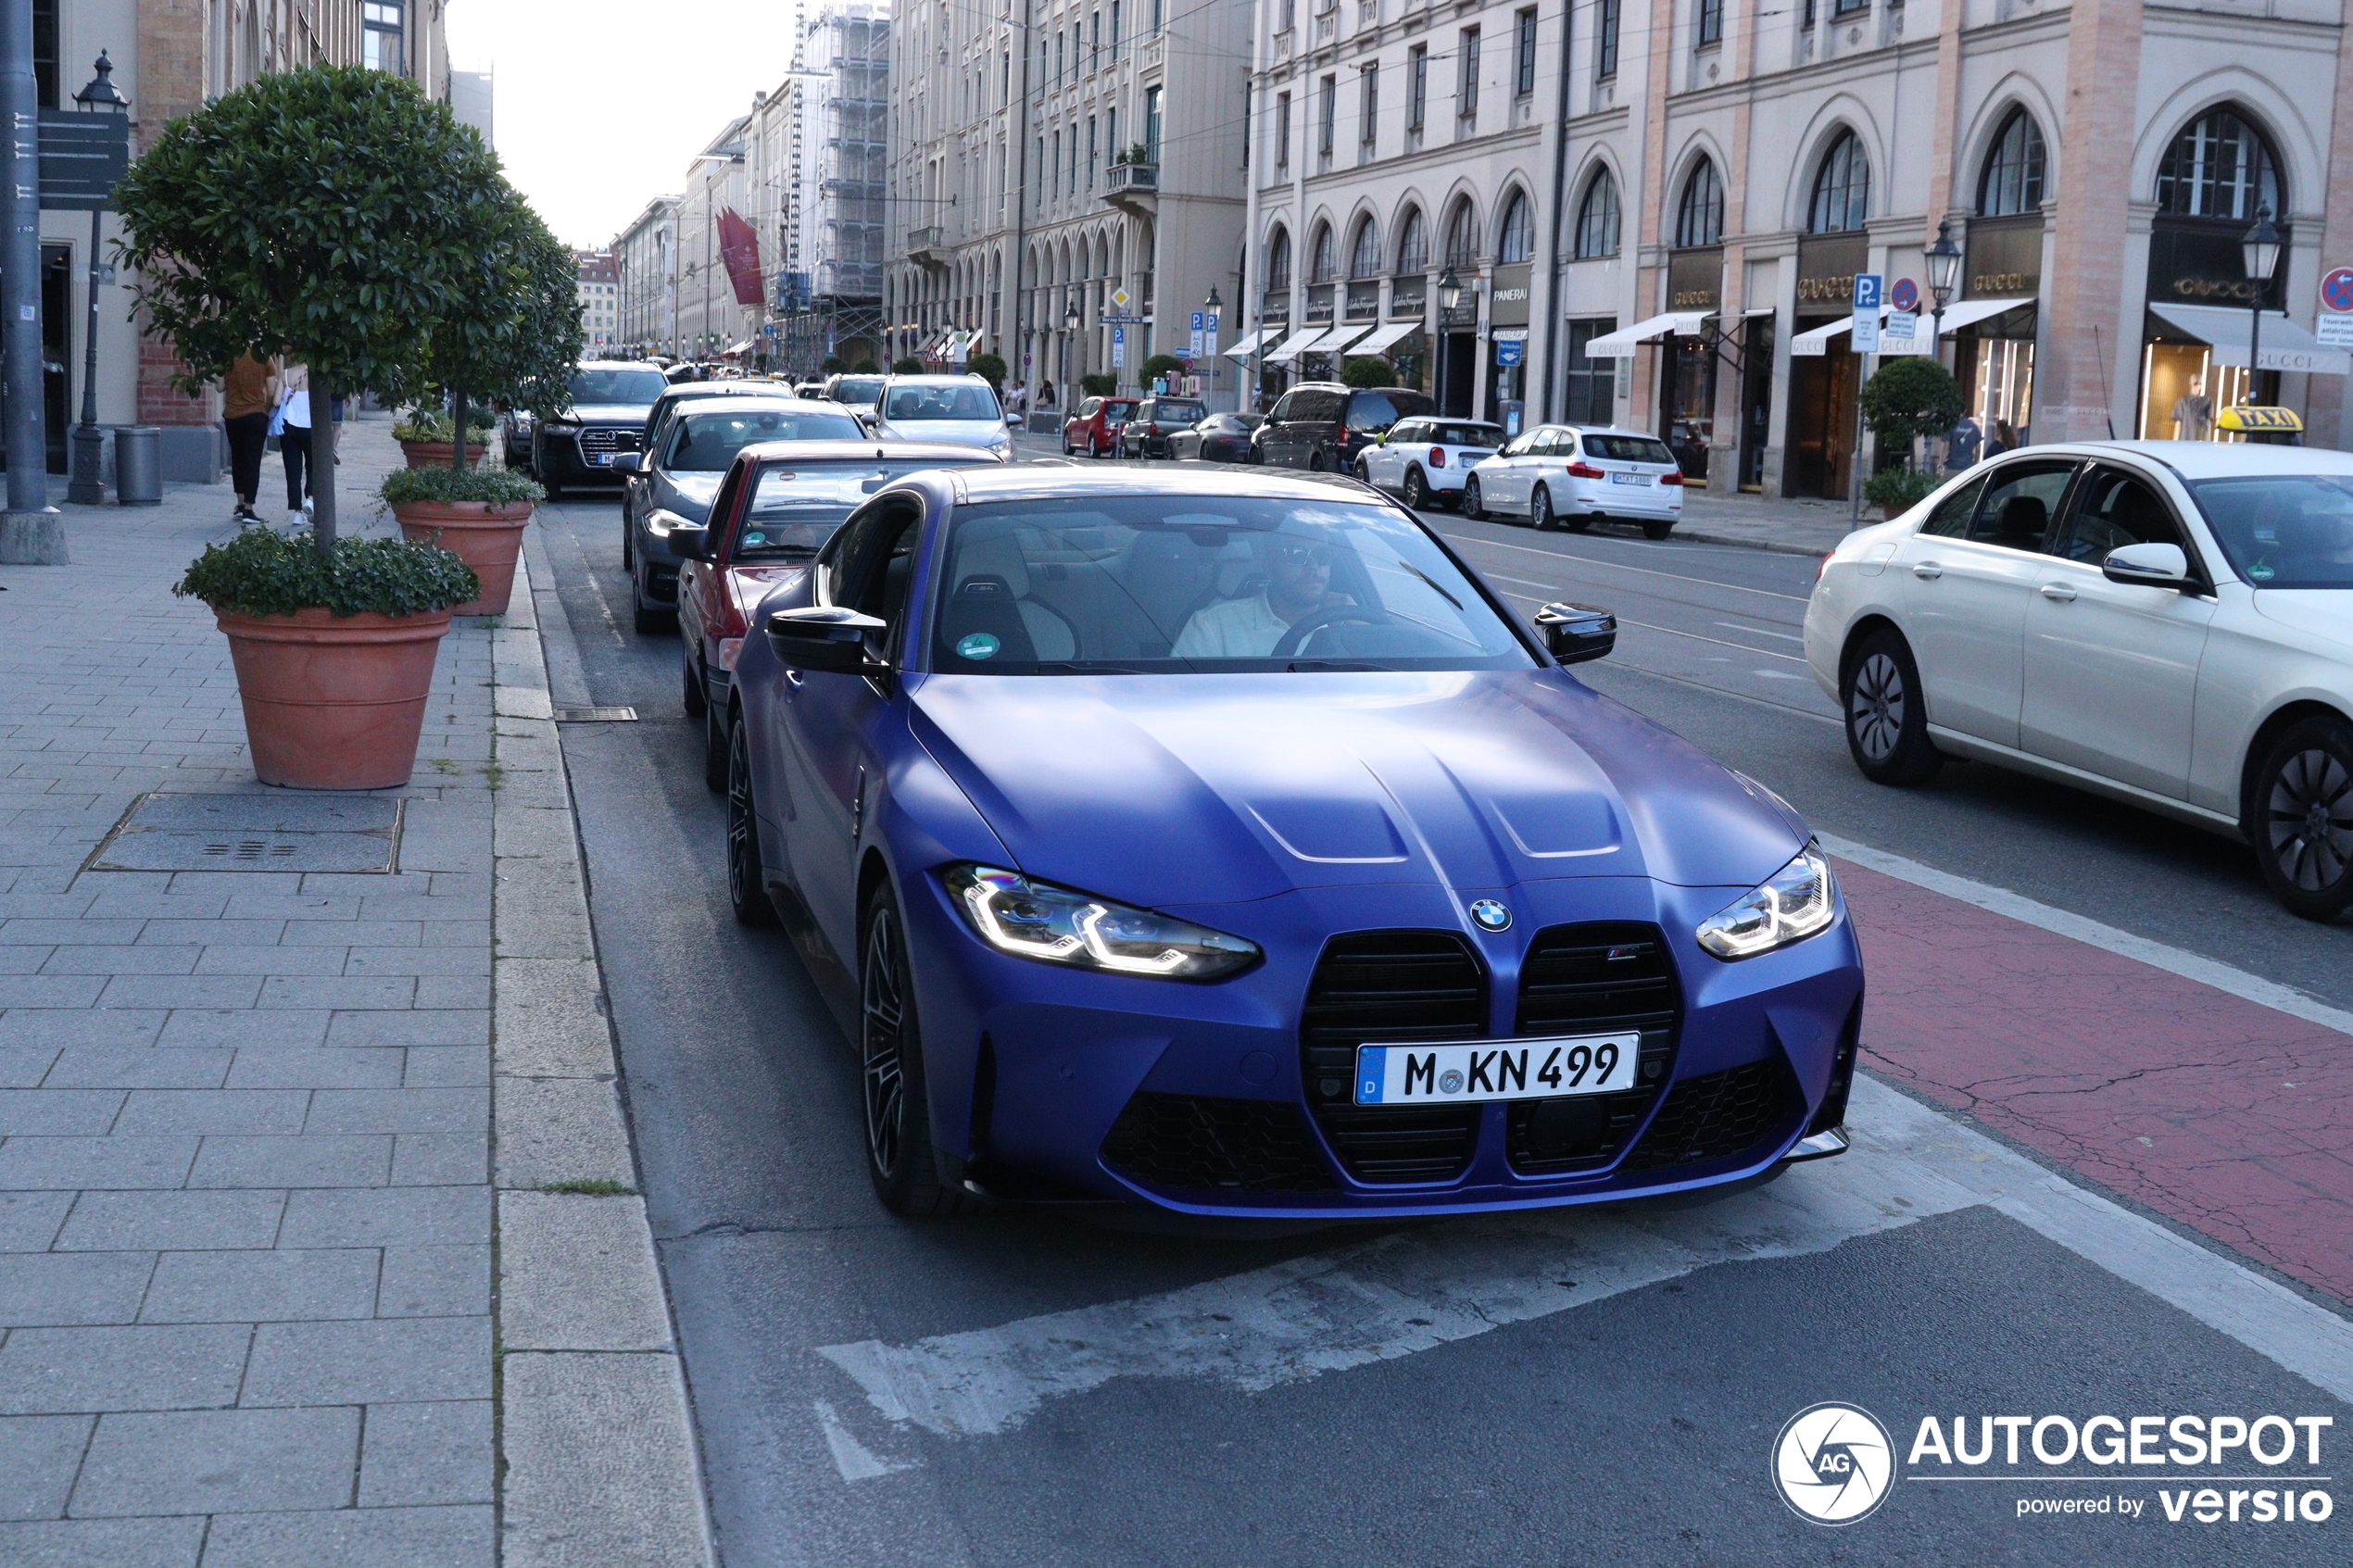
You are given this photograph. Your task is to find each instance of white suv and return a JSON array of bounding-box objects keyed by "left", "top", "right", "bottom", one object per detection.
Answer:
[
  {"left": 1354, "top": 417, "right": 1504, "bottom": 508},
  {"left": 1803, "top": 440, "right": 2353, "bottom": 920},
  {"left": 869, "top": 374, "right": 1011, "bottom": 457},
  {"left": 1462, "top": 424, "right": 1686, "bottom": 537}
]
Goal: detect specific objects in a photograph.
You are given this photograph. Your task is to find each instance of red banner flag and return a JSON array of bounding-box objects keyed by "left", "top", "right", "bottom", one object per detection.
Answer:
[{"left": 717, "top": 207, "right": 764, "bottom": 307}]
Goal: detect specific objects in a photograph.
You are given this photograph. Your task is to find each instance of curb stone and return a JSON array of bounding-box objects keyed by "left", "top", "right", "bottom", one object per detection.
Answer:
[{"left": 492, "top": 551, "right": 715, "bottom": 1567}]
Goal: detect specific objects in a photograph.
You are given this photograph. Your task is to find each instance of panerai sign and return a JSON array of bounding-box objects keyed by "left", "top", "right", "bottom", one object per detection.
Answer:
[{"left": 1489, "top": 263, "right": 1532, "bottom": 327}]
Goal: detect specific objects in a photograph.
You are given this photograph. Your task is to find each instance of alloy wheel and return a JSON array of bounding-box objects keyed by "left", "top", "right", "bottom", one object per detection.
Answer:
[
  {"left": 1404, "top": 469, "right": 1429, "bottom": 509},
  {"left": 725, "top": 720, "right": 752, "bottom": 907},
  {"left": 2266, "top": 747, "right": 2353, "bottom": 893},
  {"left": 862, "top": 909, "right": 907, "bottom": 1178},
  {"left": 1532, "top": 486, "right": 1554, "bottom": 531},
  {"left": 1849, "top": 652, "right": 1906, "bottom": 763}
]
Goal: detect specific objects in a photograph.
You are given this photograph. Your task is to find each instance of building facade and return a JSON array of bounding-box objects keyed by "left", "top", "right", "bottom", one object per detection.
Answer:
[
  {"left": 576, "top": 251, "right": 618, "bottom": 356},
  {"left": 614, "top": 196, "right": 680, "bottom": 358},
  {"left": 1244, "top": 0, "right": 2353, "bottom": 494},
  {"left": 886, "top": 0, "right": 1253, "bottom": 406},
  {"left": 673, "top": 116, "right": 758, "bottom": 361},
  {"left": 771, "top": 3, "right": 887, "bottom": 378}
]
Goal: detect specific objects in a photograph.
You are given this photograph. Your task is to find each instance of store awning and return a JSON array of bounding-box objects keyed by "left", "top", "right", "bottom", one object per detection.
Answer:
[
  {"left": 1262, "top": 326, "right": 1329, "bottom": 365},
  {"left": 1346, "top": 320, "right": 1421, "bottom": 358},
  {"left": 2147, "top": 304, "right": 2351, "bottom": 376},
  {"left": 1794, "top": 297, "right": 2036, "bottom": 357},
  {"left": 719, "top": 339, "right": 754, "bottom": 358},
  {"left": 1580, "top": 311, "right": 1713, "bottom": 358},
  {"left": 1223, "top": 325, "right": 1277, "bottom": 360},
  {"left": 1301, "top": 322, "right": 1376, "bottom": 357}
]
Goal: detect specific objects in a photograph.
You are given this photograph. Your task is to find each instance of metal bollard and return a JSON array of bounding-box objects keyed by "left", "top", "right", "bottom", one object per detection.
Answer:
[{"left": 112, "top": 425, "right": 162, "bottom": 505}]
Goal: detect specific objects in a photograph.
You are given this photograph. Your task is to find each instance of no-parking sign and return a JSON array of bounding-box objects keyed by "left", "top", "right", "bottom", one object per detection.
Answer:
[{"left": 2320, "top": 267, "right": 2353, "bottom": 347}]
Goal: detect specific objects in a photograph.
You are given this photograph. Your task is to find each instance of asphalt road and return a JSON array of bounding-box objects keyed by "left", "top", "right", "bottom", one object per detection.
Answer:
[{"left": 525, "top": 480, "right": 2350, "bottom": 1568}]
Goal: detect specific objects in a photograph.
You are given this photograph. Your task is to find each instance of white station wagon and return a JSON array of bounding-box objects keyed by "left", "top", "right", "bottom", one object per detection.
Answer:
[
  {"left": 1804, "top": 440, "right": 2353, "bottom": 920},
  {"left": 1462, "top": 424, "right": 1686, "bottom": 538}
]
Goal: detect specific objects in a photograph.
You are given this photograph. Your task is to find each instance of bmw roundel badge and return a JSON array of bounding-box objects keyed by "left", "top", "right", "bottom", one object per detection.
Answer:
[{"left": 1469, "top": 899, "right": 1512, "bottom": 933}]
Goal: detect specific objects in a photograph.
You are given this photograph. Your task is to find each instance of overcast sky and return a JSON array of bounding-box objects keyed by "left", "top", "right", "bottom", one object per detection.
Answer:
[{"left": 448, "top": 1, "right": 805, "bottom": 250}]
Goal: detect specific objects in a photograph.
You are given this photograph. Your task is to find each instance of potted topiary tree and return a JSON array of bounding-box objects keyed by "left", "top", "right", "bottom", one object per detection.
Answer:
[
  {"left": 117, "top": 65, "right": 521, "bottom": 787},
  {"left": 1859, "top": 358, "right": 1965, "bottom": 517},
  {"left": 379, "top": 466, "right": 545, "bottom": 615},
  {"left": 891, "top": 356, "right": 924, "bottom": 374},
  {"left": 1340, "top": 355, "right": 1394, "bottom": 389},
  {"left": 392, "top": 404, "right": 493, "bottom": 469}
]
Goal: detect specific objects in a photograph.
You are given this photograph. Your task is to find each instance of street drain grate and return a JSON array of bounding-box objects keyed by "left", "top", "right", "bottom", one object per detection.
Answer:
[
  {"left": 89, "top": 793, "right": 404, "bottom": 874},
  {"left": 554, "top": 706, "right": 637, "bottom": 722}
]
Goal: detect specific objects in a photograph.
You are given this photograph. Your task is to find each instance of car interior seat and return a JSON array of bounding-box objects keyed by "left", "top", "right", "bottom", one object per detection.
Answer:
[
  {"left": 1991, "top": 494, "right": 2049, "bottom": 548},
  {"left": 937, "top": 533, "right": 1078, "bottom": 666}
]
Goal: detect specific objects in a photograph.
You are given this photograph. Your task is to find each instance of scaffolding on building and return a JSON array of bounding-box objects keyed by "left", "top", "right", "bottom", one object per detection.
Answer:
[{"left": 778, "top": 7, "right": 887, "bottom": 376}]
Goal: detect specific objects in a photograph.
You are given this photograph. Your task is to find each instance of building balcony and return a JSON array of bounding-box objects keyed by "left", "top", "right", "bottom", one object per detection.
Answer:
[
  {"left": 1103, "top": 159, "right": 1158, "bottom": 216},
  {"left": 907, "top": 226, "right": 950, "bottom": 269}
]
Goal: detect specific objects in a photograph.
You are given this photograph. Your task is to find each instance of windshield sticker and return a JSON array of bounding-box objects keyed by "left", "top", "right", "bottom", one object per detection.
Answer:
[
  {"left": 741, "top": 533, "right": 766, "bottom": 547},
  {"left": 956, "top": 633, "right": 1001, "bottom": 660},
  {"left": 2248, "top": 560, "right": 2276, "bottom": 581}
]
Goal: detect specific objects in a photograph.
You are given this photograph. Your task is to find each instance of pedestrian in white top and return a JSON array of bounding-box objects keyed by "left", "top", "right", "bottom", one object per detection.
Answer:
[
  {"left": 279, "top": 365, "right": 316, "bottom": 523},
  {"left": 1172, "top": 538, "right": 1353, "bottom": 659}
]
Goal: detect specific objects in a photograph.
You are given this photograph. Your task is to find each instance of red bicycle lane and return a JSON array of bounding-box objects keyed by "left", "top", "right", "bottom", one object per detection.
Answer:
[{"left": 1832, "top": 858, "right": 2353, "bottom": 1308}]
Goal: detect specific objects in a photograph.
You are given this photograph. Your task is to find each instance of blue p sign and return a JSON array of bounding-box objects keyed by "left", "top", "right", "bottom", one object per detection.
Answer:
[{"left": 1854, "top": 273, "right": 1883, "bottom": 312}]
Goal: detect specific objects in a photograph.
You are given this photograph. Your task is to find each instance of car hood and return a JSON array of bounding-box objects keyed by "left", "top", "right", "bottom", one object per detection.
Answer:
[
  {"left": 565, "top": 402, "right": 654, "bottom": 425},
  {"left": 876, "top": 420, "right": 1006, "bottom": 446},
  {"left": 907, "top": 670, "right": 1804, "bottom": 908},
  {"left": 2249, "top": 588, "right": 2353, "bottom": 658}
]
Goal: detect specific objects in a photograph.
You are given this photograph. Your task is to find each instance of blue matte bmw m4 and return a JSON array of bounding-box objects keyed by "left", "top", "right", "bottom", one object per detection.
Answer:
[{"left": 719, "top": 462, "right": 1864, "bottom": 1218}]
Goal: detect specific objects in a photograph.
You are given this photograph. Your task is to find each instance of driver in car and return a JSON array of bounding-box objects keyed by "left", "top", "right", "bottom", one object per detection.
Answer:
[{"left": 1172, "top": 536, "right": 1355, "bottom": 658}]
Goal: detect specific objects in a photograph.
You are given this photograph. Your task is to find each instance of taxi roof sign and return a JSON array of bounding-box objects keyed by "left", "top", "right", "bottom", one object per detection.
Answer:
[{"left": 2218, "top": 405, "right": 2303, "bottom": 433}]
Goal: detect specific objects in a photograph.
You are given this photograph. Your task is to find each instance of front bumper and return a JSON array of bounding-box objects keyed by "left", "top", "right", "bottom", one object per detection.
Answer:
[
  {"left": 540, "top": 424, "right": 644, "bottom": 483},
  {"left": 900, "top": 868, "right": 1863, "bottom": 1219}
]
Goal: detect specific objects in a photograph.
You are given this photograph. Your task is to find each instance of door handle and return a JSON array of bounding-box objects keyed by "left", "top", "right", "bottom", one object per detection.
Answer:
[
  {"left": 2039, "top": 583, "right": 2078, "bottom": 603},
  {"left": 784, "top": 670, "right": 804, "bottom": 688},
  {"left": 1912, "top": 562, "right": 1943, "bottom": 580}
]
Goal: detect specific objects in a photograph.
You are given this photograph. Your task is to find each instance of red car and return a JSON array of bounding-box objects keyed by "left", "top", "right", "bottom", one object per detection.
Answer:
[
  {"left": 672, "top": 440, "right": 1003, "bottom": 788},
  {"left": 1061, "top": 395, "right": 1139, "bottom": 458}
]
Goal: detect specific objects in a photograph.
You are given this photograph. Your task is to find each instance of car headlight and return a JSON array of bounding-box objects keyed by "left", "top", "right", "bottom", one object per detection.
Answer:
[
  {"left": 944, "top": 864, "right": 1260, "bottom": 981},
  {"left": 1694, "top": 844, "right": 1838, "bottom": 960}
]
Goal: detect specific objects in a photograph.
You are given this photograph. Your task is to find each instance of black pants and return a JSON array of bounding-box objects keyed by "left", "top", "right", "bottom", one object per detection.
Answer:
[
  {"left": 281, "top": 425, "right": 312, "bottom": 509},
  {"left": 223, "top": 412, "right": 269, "bottom": 505}
]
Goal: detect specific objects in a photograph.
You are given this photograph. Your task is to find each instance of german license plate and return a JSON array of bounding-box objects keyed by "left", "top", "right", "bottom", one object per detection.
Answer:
[
  {"left": 1354, "top": 1034, "right": 1641, "bottom": 1106},
  {"left": 589, "top": 453, "right": 612, "bottom": 466},
  {"left": 1610, "top": 470, "right": 1649, "bottom": 485}
]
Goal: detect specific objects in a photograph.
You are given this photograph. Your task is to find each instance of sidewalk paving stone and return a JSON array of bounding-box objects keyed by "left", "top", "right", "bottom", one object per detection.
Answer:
[
  {"left": 51, "top": 1191, "right": 285, "bottom": 1252},
  {"left": 69, "top": 1406, "right": 359, "bottom": 1515}
]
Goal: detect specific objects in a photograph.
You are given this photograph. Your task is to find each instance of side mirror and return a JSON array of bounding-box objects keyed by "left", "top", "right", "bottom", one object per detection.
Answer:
[
  {"left": 2101, "top": 541, "right": 2194, "bottom": 591},
  {"left": 662, "top": 521, "right": 710, "bottom": 560},
  {"left": 609, "top": 453, "right": 641, "bottom": 476},
  {"left": 765, "top": 606, "right": 887, "bottom": 673},
  {"left": 1535, "top": 601, "right": 1617, "bottom": 666}
]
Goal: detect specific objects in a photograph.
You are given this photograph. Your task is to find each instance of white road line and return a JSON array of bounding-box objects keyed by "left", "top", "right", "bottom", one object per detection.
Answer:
[
  {"left": 1438, "top": 530, "right": 1813, "bottom": 600},
  {"left": 1718, "top": 621, "right": 1805, "bottom": 643},
  {"left": 812, "top": 1078, "right": 2353, "bottom": 1465},
  {"left": 813, "top": 1399, "right": 915, "bottom": 1482},
  {"left": 1817, "top": 833, "right": 2353, "bottom": 1041}
]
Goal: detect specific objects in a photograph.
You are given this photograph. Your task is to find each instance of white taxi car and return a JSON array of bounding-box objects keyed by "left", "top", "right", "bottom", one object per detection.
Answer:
[
  {"left": 1353, "top": 416, "right": 1504, "bottom": 510},
  {"left": 1462, "top": 424, "right": 1686, "bottom": 538},
  {"left": 1804, "top": 440, "right": 2353, "bottom": 920}
]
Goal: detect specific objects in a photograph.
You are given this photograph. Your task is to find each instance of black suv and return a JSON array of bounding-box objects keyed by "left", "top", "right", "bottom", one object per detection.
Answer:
[
  {"left": 531, "top": 362, "right": 670, "bottom": 500},
  {"left": 1251, "top": 383, "right": 1432, "bottom": 472},
  {"left": 1120, "top": 395, "right": 1209, "bottom": 459}
]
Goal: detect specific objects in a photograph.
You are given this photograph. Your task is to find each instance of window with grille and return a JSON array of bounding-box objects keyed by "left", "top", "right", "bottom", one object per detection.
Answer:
[
  {"left": 1698, "top": 0, "right": 1723, "bottom": 45},
  {"left": 1408, "top": 45, "right": 1428, "bottom": 130},
  {"left": 1319, "top": 74, "right": 1336, "bottom": 155},
  {"left": 1351, "top": 219, "right": 1381, "bottom": 279},
  {"left": 1977, "top": 110, "right": 2046, "bottom": 217},
  {"left": 1459, "top": 28, "right": 1480, "bottom": 118},
  {"left": 1396, "top": 207, "right": 1428, "bottom": 272},
  {"left": 1361, "top": 64, "right": 1378, "bottom": 145},
  {"left": 1596, "top": 0, "right": 1620, "bottom": 79},
  {"left": 1516, "top": 9, "right": 1538, "bottom": 95},
  {"left": 1498, "top": 191, "right": 1534, "bottom": 262},
  {"left": 2155, "top": 107, "right": 2282, "bottom": 220}
]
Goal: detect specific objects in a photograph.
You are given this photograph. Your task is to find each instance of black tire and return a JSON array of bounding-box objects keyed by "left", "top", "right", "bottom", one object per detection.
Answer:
[
  {"left": 859, "top": 884, "right": 970, "bottom": 1215},
  {"left": 725, "top": 711, "right": 779, "bottom": 928},
  {"left": 1642, "top": 520, "right": 1674, "bottom": 541},
  {"left": 702, "top": 687, "right": 728, "bottom": 792},
  {"left": 1461, "top": 475, "right": 1486, "bottom": 521},
  {"left": 2249, "top": 716, "right": 2353, "bottom": 922},
  {"left": 1403, "top": 467, "right": 1431, "bottom": 510},
  {"left": 681, "top": 652, "right": 706, "bottom": 717},
  {"left": 1353, "top": 458, "right": 1371, "bottom": 483},
  {"left": 631, "top": 568, "right": 669, "bottom": 635},
  {"left": 1841, "top": 629, "right": 1943, "bottom": 786},
  {"left": 1530, "top": 485, "right": 1556, "bottom": 532},
  {"left": 545, "top": 478, "right": 565, "bottom": 503},
  {"left": 1307, "top": 449, "right": 1327, "bottom": 472}
]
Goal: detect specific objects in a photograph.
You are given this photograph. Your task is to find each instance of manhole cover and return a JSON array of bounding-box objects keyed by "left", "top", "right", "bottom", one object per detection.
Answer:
[{"left": 89, "top": 793, "right": 404, "bottom": 873}]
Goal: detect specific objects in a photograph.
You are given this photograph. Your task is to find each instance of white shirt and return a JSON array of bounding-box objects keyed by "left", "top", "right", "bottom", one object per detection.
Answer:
[
  {"left": 282, "top": 390, "right": 311, "bottom": 429},
  {"left": 1172, "top": 593, "right": 1293, "bottom": 659}
]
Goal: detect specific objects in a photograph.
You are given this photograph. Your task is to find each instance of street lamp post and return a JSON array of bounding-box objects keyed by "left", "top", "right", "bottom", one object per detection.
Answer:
[
  {"left": 2240, "top": 205, "right": 2283, "bottom": 408},
  {"left": 66, "top": 52, "right": 128, "bottom": 506},
  {"left": 1063, "top": 299, "right": 1080, "bottom": 392},
  {"left": 1924, "top": 218, "right": 1961, "bottom": 367},
  {"left": 1436, "top": 267, "right": 1463, "bottom": 417}
]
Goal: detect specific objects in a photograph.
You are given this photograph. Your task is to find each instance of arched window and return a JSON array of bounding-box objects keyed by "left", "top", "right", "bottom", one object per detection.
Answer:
[
  {"left": 1497, "top": 190, "right": 1534, "bottom": 262},
  {"left": 2155, "top": 107, "right": 2283, "bottom": 220},
  {"left": 1575, "top": 169, "right": 1621, "bottom": 259},
  {"left": 1395, "top": 207, "right": 1428, "bottom": 273},
  {"left": 1311, "top": 222, "right": 1337, "bottom": 283},
  {"left": 1265, "top": 227, "right": 1291, "bottom": 292},
  {"left": 1350, "top": 217, "right": 1381, "bottom": 279},
  {"left": 1976, "top": 110, "right": 2046, "bottom": 217},
  {"left": 1443, "top": 200, "right": 1478, "bottom": 269},
  {"left": 1675, "top": 157, "right": 1723, "bottom": 248},
  {"left": 1807, "top": 131, "right": 1869, "bottom": 234}
]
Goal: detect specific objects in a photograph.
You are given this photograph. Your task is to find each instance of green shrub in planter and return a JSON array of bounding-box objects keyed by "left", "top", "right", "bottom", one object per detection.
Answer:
[
  {"left": 1340, "top": 357, "right": 1395, "bottom": 389},
  {"left": 1081, "top": 373, "right": 1116, "bottom": 397},
  {"left": 176, "top": 528, "right": 481, "bottom": 619},
  {"left": 1139, "top": 354, "right": 1184, "bottom": 385},
  {"left": 892, "top": 357, "right": 924, "bottom": 374},
  {"left": 1864, "top": 466, "right": 1942, "bottom": 515},
  {"left": 393, "top": 407, "right": 495, "bottom": 442},
  {"left": 380, "top": 467, "right": 546, "bottom": 507},
  {"left": 966, "top": 351, "right": 1008, "bottom": 389}
]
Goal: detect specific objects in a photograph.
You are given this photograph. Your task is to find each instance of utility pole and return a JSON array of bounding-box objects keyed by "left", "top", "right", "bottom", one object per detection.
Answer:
[{"left": 0, "top": 0, "right": 63, "bottom": 564}]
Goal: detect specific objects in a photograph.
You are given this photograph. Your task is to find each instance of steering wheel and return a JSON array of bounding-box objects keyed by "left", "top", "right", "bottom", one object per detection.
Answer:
[{"left": 1270, "top": 604, "right": 1391, "bottom": 659}]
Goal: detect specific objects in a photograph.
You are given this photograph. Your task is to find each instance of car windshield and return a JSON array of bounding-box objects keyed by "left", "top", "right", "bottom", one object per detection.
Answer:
[
  {"left": 830, "top": 377, "right": 886, "bottom": 407},
  {"left": 931, "top": 495, "right": 1535, "bottom": 673},
  {"left": 885, "top": 384, "right": 1001, "bottom": 421},
  {"left": 733, "top": 458, "right": 977, "bottom": 561},
  {"left": 663, "top": 407, "right": 862, "bottom": 470},
  {"left": 1435, "top": 423, "right": 1503, "bottom": 447},
  {"left": 1154, "top": 400, "right": 1206, "bottom": 423},
  {"left": 2190, "top": 474, "right": 2353, "bottom": 588},
  {"left": 568, "top": 369, "right": 667, "bottom": 405},
  {"left": 1583, "top": 433, "right": 1679, "bottom": 465}
]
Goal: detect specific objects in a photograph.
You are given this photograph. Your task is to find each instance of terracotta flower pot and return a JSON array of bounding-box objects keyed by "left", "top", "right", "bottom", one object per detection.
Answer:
[
  {"left": 400, "top": 439, "right": 486, "bottom": 470},
  {"left": 392, "top": 500, "right": 533, "bottom": 615},
  {"left": 217, "top": 608, "right": 453, "bottom": 790}
]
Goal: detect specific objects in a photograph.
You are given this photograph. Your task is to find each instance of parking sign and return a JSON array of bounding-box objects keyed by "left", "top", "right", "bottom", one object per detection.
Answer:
[
  {"left": 1113, "top": 324, "right": 1126, "bottom": 368},
  {"left": 1190, "top": 310, "right": 1204, "bottom": 359},
  {"left": 1851, "top": 273, "right": 1883, "bottom": 354}
]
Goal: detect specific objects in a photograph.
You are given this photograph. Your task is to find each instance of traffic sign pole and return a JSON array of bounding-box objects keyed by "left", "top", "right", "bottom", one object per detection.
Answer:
[{"left": 1851, "top": 274, "right": 1882, "bottom": 522}]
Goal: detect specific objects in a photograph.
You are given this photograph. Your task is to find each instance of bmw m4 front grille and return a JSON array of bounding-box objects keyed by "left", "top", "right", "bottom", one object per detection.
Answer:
[
  {"left": 1505, "top": 922, "right": 1680, "bottom": 1176},
  {"left": 1619, "top": 1055, "right": 1800, "bottom": 1173},
  {"left": 1300, "top": 933, "right": 1486, "bottom": 1184}
]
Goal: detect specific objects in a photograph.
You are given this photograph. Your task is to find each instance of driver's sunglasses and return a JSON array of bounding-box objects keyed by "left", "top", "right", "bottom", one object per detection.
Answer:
[{"left": 1272, "top": 541, "right": 1337, "bottom": 568}]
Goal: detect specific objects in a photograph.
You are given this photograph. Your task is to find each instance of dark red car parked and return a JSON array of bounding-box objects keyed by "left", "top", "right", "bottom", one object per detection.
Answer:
[
  {"left": 1060, "top": 395, "right": 1139, "bottom": 458},
  {"left": 669, "top": 440, "right": 1002, "bottom": 788}
]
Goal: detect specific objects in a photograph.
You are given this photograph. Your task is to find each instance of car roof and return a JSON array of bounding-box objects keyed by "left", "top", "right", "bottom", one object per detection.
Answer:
[
  {"left": 879, "top": 373, "right": 992, "bottom": 387},
  {"left": 658, "top": 383, "right": 789, "bottom": 402},
  {"left": 734, "top": 439, "right": 1006, "bottom": 465},
  {"left": 1565, "top": 424, "right": 1670, "bottom": 438},
  {"left": 2024, "top": 439, "right": 2353, "bottom": 480},
  {"left": 673, "top": 395, "right": 849, "bottom": 420},
  {"left": 575, "top": 360, "right": 663, "bottom": 372},
  {"left": 940, "top": 463, "right": 1380, "bottom": 505}
]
